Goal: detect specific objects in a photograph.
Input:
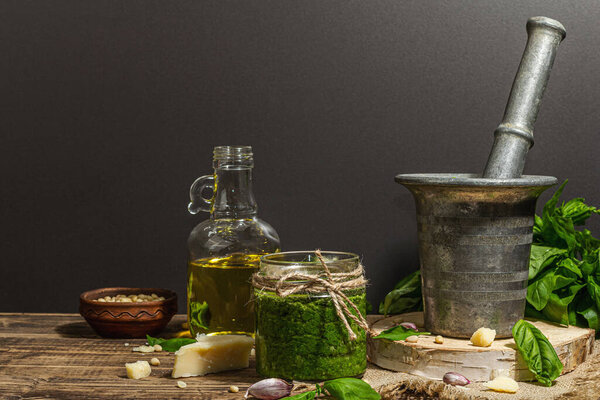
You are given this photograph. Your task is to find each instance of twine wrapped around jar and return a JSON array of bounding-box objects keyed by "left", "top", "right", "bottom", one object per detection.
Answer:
[{"left": 252, "top": 249, "right": 370, "bottom": 340}]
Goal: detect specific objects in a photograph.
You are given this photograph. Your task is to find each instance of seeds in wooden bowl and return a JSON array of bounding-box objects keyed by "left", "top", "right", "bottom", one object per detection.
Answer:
[{"left": 93, "top": 293, "right": 166, "bottom": 303}]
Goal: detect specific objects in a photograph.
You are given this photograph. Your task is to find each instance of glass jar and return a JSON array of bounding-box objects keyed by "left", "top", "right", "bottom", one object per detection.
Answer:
[
  {"left": 254, "top": 251, "right": 367, "bottom": 381},
  {"left": 187, "top": 146, "right": 280, "bottom": 336}
]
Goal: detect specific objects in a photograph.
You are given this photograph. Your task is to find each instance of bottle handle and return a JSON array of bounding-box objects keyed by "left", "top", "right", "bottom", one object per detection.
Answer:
[{"left": 188, "top": 175, "right": 215, "bottom": 214}]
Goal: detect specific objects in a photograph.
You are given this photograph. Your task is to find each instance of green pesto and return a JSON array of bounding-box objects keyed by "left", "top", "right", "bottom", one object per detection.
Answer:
[{"left": 255, "top": 289, "right": 367, "bottom": 381}]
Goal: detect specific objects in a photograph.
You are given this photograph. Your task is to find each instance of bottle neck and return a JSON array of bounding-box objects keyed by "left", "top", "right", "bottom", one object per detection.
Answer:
[{"left": 212, "top": 166, "right": 257, "bottom": 219}]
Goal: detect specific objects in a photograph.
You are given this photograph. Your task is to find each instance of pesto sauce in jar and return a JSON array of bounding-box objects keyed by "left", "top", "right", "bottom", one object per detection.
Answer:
[{"left": 255, "top": 289, "right": 367, "bottom": 380}]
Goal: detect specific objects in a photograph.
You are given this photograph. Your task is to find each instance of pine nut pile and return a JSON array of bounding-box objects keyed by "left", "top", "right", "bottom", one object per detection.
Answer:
[{"left": 95, "top": 293, "right": 166, "bottom": 303}]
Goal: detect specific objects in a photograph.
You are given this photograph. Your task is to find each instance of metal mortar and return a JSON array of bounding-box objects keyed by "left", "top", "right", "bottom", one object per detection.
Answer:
[{"left": 396, "top": 17, "right": 566, "bottom": 338}]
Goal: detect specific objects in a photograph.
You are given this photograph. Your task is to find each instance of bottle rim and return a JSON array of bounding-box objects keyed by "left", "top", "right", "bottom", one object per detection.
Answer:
[{"left": 213, "top": 145, "right": 253, "bottom": 161}]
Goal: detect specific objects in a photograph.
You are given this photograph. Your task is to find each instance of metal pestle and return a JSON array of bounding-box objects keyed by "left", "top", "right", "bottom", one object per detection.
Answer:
[
  {"left": 483, "top": 17, "right": 566, "bottom": 179},
  {"left": 394, "top": 17, "right": 565, "bottom": 338}
]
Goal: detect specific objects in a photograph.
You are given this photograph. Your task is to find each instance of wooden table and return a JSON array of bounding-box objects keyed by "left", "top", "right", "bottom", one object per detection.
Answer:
[
  {"left": 0, "top": 313, "right": 262, "bottom": 399},
  {"left": 4, "top": 313, "right": 597, "bottom": 400}
]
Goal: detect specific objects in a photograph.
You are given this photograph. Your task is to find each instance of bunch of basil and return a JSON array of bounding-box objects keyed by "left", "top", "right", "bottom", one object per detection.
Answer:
[{"left": 526, "top": 181, "right": 600, "bottom": 330}]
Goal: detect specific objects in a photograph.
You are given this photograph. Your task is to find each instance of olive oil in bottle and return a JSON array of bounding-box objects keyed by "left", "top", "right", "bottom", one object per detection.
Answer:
[
  {"left": 187, "top": 253, "right": 262, "bottom": 335},
  {"left": 186, "top": 146, "right": 280, "bottom": 336}
]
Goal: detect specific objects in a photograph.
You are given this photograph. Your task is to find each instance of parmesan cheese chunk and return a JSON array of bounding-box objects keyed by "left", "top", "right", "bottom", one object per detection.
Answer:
[
  {"left": 171, "top": 335, "right": 254, "bottom": 378},
  {"left": 470, "top": 327, "right": 496, "bottom": 347},
  {"left": 484, "top": 376, "right": 519, "bottom": 393},
  {"left": 125, "top": 360, "right": 151, "bottom": 379}
]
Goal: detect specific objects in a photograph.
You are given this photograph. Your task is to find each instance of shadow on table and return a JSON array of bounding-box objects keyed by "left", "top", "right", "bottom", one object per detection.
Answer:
[{"left": 55, "top": 321, "right": 99, "bottom": 338}]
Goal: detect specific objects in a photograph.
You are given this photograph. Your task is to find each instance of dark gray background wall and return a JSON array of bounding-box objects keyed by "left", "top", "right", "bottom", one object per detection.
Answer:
[{"left": 2, "top": 0, "right": 599, "bottom": 313}]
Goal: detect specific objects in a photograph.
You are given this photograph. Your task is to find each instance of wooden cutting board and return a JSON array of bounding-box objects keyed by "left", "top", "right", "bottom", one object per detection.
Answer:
[{"left": 367, "top": 312, "right": 595, "bottom": 382}]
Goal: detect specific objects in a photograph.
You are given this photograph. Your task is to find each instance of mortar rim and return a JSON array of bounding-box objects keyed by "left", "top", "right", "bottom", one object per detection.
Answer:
[{"left": 395, "top": 173, "right": 557, "bottom": 187}]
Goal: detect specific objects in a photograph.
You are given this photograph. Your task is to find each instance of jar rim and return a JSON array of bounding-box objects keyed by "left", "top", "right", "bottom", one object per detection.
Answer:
[
  {"left": 260, "top": 250, "right": 360, "bottom": 265},
  {"left": 258, "top": 251, "right": 361, "bottom": 277}
]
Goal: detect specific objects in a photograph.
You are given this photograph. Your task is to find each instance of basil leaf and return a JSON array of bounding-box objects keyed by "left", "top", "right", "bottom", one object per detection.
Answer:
[
  {"left": 568, "top": 304, "right": 578, "bottom": 326},
  {"left": 533, "top": 214, "right": 544, "bottom": 236},
  {"left": 553, "top": 271, "right": 578, "bottom": 291},
  {"left": 391, "top": 269, "right": 421, "bottom": 292},
  {"left": 577, "top": 231, "right": 600, "bottom": 258},
  {"left": 189, "top": 301, "right": 210, "bottom": 331},
  {"left": 323, "top": 378, "right": 380, "bottom": 400},
  {"left": 536, "top": 181, "right": 581, "bottom": 254},
  {"left": 550, "top": 215, "right": 578, "bottom": 255},
  {"left": 379, "top": 270, "right": 422, "bottom": 315},
  {"left": 146, "top": 335, "right": 196, "bottom": 352},
  {"left": 543, "top": 180, "right": 568, "bottom": 221},
  {"left": 529, "top": 245, "right": 566, "bottom": 280},
  {"left": 576, "top": 296, "right": 600, "bottom": 330},
  {"left": 512, "top": 320, "right": 563, "bottom": 386},
  {"left": 527, "top": 271, "right": 556, "bottom": 311},
  {"left": 146, "top": 334, "right": 161, "bottom": 346},
  {"left": 560, "top": 198, "right": 599, "bottom": 226},
  {"left": 526, "top": 269, "right": 577, "bottom": 313},
  {"left": 581, "top": 250, "right": 600, "bottom": 278},
  {"left": 586, "top": 276, "right": 600, "bottom": 312},
  {"left": 536, "top": 181, "right": 567, "bottom": 245},
  {"left": 541, "top": 285, "right": 583, "bottom": 325},
  {"left": 557, "top": 258, "right": 583, "bottom": 279},
  {"left": 281, "top": 391, "right": 316, "bottom": 400},
  {"left": 380, "top": 295, "right": 422, "bottom": 316},
  {"left": 373, "top": 324, "right": 430, "bottom": 341}
]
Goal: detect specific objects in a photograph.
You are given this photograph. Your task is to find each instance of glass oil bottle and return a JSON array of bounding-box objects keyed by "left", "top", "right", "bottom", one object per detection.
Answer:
[{"left": 187, "top": 146, "right": 280, "bottom": 336}]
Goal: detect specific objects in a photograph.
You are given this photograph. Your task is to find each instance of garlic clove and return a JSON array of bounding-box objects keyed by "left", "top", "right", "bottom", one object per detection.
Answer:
[
  {"left": 244, "top": 378, "right": 293, "bottom": 400},
  {"left": 443, "top": 372, "right": 470, "bottom": 386},
  {"left": 400, "top": 322, "right": 418, "bottom": 331}
]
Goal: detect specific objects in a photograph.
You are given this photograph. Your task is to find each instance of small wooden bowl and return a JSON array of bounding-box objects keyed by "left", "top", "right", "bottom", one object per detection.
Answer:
[{"left": 79, "top": 287, "right": 177, "bottom": 338}]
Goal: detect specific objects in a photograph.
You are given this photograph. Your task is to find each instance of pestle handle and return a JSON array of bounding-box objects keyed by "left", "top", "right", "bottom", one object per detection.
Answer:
[{"left": 483, "top": 17, "right": 566, "bottom": 179}]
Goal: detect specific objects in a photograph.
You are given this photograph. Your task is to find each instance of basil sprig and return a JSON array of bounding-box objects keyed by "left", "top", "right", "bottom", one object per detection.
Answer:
[
  {"left": 146, "top": 335, "right": 196, "bottom": 352},
  {"left": 323, "top": 378, "right": 380, "bottom": 400},
  {"left": 512, "top": 320, "right": 563, "bottom": 386},
  {"left": 281, "top": 378, "right": 380, "bottom": 400},
  {"left": 373, "top": 324, "right": 430, "bottom": 341}
]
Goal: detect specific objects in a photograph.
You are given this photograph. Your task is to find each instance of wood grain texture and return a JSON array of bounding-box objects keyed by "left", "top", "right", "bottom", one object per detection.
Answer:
[
  {"left": 0, "top": 313, "right": 261, "bottom": 399},
  {"left": 367, "top": 312, "right": 595, "bottom": 382}
]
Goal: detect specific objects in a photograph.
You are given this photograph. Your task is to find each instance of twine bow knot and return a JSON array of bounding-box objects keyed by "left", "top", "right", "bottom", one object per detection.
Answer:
[{"left": 252, "top": 249, "right": 370, "bottom": 340}]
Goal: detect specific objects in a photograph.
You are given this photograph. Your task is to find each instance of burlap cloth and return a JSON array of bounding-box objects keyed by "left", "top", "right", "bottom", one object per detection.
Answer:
[{"left": 360, "top": 345, "right": 600, "bottom": 400}]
